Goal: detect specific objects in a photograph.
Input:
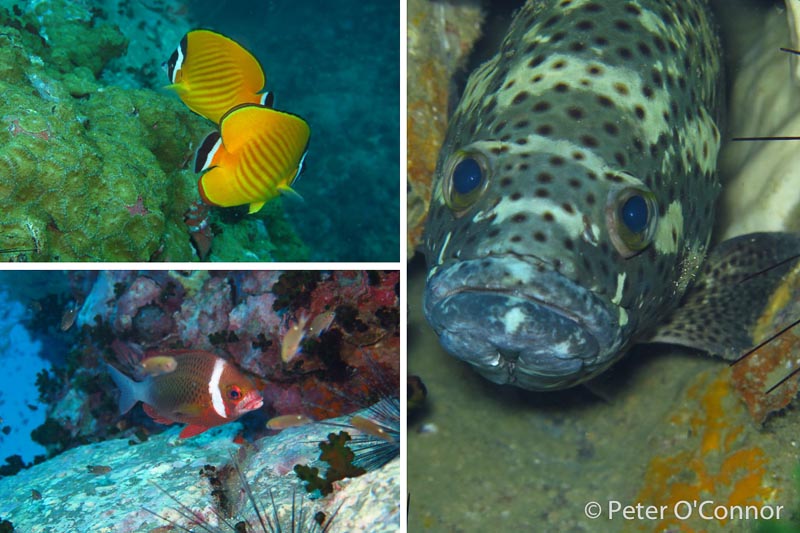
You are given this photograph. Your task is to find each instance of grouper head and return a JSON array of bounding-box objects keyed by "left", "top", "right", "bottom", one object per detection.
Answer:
[{"left": 422, "top": 0, "right": 722, "bottom": 390}]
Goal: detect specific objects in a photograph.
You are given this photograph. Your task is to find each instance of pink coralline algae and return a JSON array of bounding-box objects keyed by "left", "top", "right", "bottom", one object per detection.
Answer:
[
  {"left": 6, "top": 117, "right": 51, "bottom": 141},
  {"left": 114, "top": 276, "right": 162, "bottom": 330},
  {"left": 125, "top": 195, "right": 149, "bottom": 217}
]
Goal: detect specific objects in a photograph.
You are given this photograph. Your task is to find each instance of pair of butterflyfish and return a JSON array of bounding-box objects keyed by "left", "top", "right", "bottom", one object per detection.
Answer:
[{"left": 166, "top": 29, "right": 309, "bottom": 214}]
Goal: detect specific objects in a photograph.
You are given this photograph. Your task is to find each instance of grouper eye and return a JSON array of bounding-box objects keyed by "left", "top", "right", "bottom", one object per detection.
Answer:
[
  {"left": 621, "top": 194, "right": 648, "bottom": 233},
  {"left": 443, "top": 151, "right": 490, "bottom": 213},
  {"left": 607, "top": 186, "right": 658, "bottom": 258}
]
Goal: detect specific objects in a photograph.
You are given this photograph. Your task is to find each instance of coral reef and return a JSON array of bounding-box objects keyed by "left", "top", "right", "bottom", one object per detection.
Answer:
[
  {"left": 406, "top": 0, "right": 483, "bottom": 257},
  {"left": 0, "top": 1, "right": 308, "bottom": 261},
  {"left": 24, "top": 270, "right": 399, "bottom": 457},
  {"left": 0, "top": 269, "right": 399, "bottom": 530}
]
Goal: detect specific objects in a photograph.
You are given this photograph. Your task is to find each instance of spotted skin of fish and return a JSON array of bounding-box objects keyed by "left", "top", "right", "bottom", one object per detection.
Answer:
[{"left": 422, "top": 0, "right": 800, "bottom": 390}]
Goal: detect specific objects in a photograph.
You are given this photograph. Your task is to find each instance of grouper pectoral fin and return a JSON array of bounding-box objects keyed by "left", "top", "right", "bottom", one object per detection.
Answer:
[{"left": 647, "top": 232, "right": 800, "bottom": 360}]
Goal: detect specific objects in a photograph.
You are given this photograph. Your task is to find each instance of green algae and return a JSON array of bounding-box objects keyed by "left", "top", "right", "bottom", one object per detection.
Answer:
[{"left": 0, "top": 1, "right": 309, "bottom": 261}]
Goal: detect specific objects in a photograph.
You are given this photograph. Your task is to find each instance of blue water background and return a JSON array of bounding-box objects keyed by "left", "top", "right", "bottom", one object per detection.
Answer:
[
  {"left": 188, "top": 0, "right": 400, "bottom": 261},
  {"left": 0, "top": 272, "right": 73, "bottom": 465}
]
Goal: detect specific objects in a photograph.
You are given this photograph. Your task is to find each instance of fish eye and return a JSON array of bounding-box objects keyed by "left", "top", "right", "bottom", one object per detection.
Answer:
[
  {"left": 606, "top": 186, "right": 658, "bottom": 258},
  {"left": 443, "top": 151, "right": 490, "bottom": 213},
  {"left": 227, "top": 386, "right": 242, "bottom": 401}
]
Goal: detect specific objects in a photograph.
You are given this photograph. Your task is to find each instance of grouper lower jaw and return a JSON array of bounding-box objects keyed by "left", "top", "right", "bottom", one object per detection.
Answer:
[{"left": 424, "top": 256, "right": 622, "bottom": 390}]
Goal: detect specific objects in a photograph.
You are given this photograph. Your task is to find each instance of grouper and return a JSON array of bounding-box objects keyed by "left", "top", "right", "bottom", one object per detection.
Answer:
[{"left": 422, "top": 0, "right": 800, "bottom": 390}]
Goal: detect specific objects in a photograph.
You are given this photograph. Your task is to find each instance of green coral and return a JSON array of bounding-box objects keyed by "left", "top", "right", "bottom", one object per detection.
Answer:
[{"left": 294, "top": 431, "right": 367, "bottom": 496}]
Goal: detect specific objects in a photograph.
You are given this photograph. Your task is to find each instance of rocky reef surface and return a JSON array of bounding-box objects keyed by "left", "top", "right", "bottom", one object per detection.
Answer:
[
  {"left": 0, "top": 0, "right": 307, "bottom": 261},
  {"left": 406, "top": 0, "right": 483, "bottom": 258},
  {"left": 0, "top": 409, "right": 399, "bottom": 532}
]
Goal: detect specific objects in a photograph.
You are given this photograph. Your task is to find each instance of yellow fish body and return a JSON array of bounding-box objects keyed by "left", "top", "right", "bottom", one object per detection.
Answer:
[
  {"left": 195, "top": 104, "right": 310, "bottom": 214},
  {"left": 166, "top": 29, "right": 271, "bottom": 124}
]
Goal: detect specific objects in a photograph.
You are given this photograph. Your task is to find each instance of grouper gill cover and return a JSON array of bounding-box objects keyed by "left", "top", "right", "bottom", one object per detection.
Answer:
[{"left": 423, "top": 0, "right": 724, "bottom": 390}]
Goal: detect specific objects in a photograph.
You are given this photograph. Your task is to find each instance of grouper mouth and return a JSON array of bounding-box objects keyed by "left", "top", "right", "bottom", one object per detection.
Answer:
[{"left": 424, "top": 255, "right": 620, "bottom": 390}]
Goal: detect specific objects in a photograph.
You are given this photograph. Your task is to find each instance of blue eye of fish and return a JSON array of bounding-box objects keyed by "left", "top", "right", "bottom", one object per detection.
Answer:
[
  {"left": 607, "top": 187, "right": 658, "bottom": 258},
  {"left": 445, "top": 152, "right": 489, "bottom": 212},
  {"left": 620, "top": 195, "right": 648, "bottom": 234},
  {"left": 452, "top": 158, "right": 483, "bottom": 195}
]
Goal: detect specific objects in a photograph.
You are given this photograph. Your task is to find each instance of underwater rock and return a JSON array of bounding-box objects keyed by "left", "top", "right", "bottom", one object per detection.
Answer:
[
  {"left": 731, "top": 260, "right": 800, "bottom": 423},
  {"left": 0, "top": 407, "right": 399, "bottom": 532},
  {"left": 406, "top": 0, "right": 483, "bottom": 258},
  {"left": 718, "top": 4, "right": 800, "bottom": 239}
]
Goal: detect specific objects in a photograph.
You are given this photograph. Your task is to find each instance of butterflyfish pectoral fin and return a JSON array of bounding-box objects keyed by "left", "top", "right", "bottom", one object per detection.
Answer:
[
  {"left": 248, "top": 201, "right": 267, "bottom": 214},
  {"left": 164, "top": 82, "right": 186, "bottom": 94},
  {"left": 278, "top": 184, "right": 304, "bottom": 202}
]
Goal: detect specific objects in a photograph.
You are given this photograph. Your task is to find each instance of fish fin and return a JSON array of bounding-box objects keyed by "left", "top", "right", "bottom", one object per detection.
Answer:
[
  {"left": 143, "top": 403, "right": 175, "bottom": 426},
  {"left": 164, "top": 82, "right": 186, "bottom": 94},
  {"left": 278, "top": 184, "right": 304, "bottom": 202},
  {"left": 106, "top": 363, "right": 141, "bottom": 415},
  {"left": 248, "top": 201, "right": 266, "bottom": 214},
  {"left": 649, "top": 232, "right": 800, "bottom": 360},
  {"left": 179, "top": 424, "right": 209, "bottom": 439}
]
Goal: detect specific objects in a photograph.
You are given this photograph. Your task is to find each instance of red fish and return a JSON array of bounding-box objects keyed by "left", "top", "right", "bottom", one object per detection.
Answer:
[{"left": 107, "top": 351, "right": 263, "bottom": 438}]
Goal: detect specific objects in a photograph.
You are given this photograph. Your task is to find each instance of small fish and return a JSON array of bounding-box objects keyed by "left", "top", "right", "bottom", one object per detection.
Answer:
[
  {"left": 166, "top": 29, "right": 272, "bottom": 124},
  {"left": 422, "top": 1, "right": 800, "bottom": 390},
  {"left": 87, "top": 465, "right": 112, "bottom": 475},
  {"left": 31, "top": 489, "right": 42, "bottom": 500},
  {"left": 195, "top": 104, "right": 310, "bottom": 214},
  {"left": 266, "top": 413, "right": 313, "bottom": 430},
  {"left": 350, "top": 415, "right": 394, "bottom": 443},
  {"left": 281, "top": 313, "right": 310, "bottom": 363},
  {"left": 107, "top": 350, "right": 263, "bottom": 439},
  {"left": 308, "top": 310, "right": 336, "bottom": 337},
  {"left": 60, "top": 301, "right": 80, "bottom": 331},
  {"left": 139, "top": 355, "right": 178, "bottom": 377}
]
